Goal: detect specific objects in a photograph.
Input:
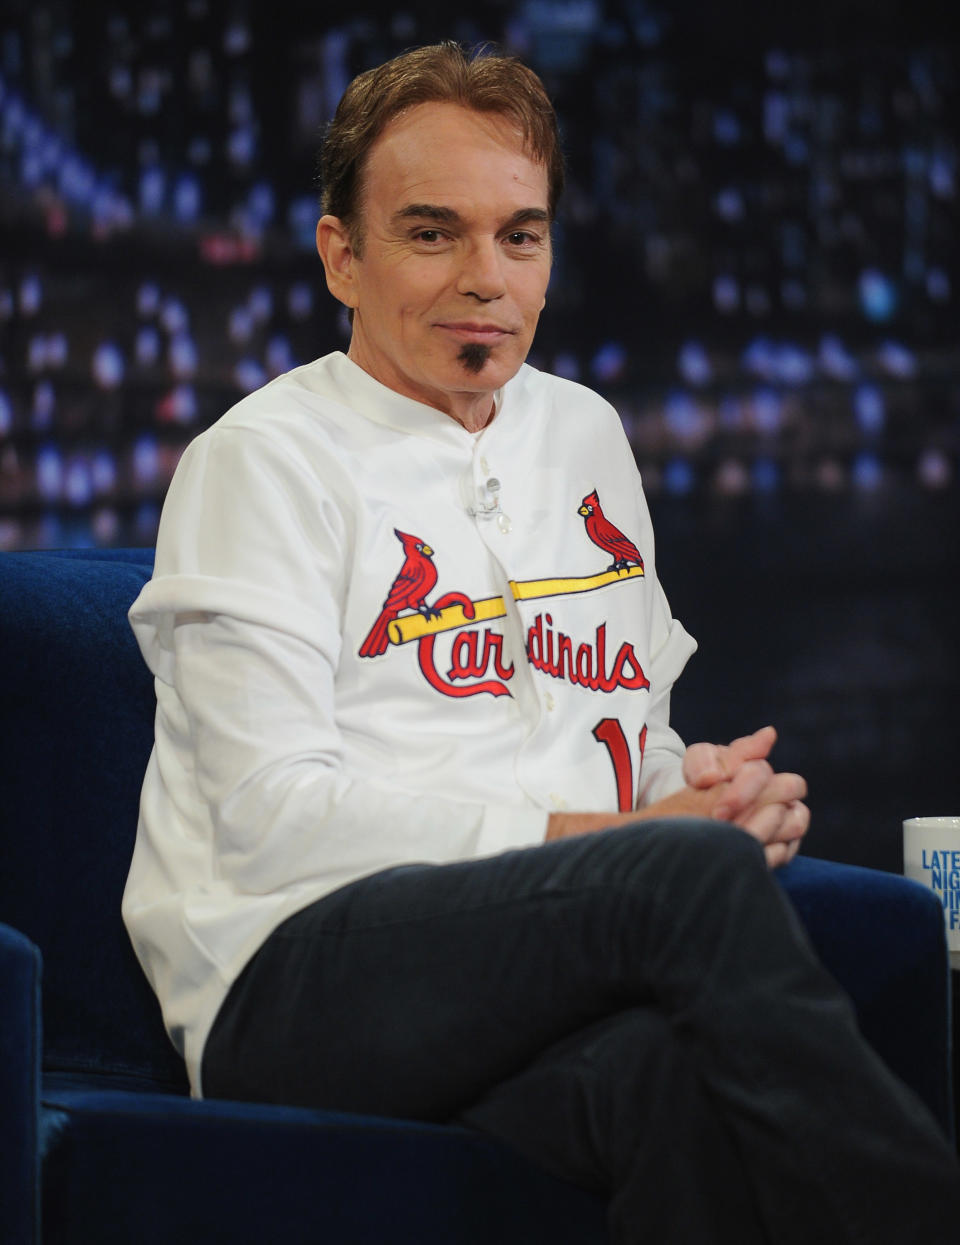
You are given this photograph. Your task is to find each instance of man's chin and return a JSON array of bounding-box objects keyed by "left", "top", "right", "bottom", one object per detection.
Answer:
[
  {"left": 457, "top": 342, "right": 493, "bottom": 374},
  {"left": 427, "top": 340, "right": 528, "bottom": 398}
]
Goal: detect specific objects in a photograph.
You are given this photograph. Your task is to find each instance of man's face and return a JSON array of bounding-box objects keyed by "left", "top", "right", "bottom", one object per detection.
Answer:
[{"left": 320, "top": 102, "right": 552, "bottom": 424}]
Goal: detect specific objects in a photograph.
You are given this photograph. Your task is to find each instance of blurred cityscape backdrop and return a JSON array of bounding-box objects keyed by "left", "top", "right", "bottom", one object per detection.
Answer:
[{"left": 1, "top": 0, "right": 957, "bottom": 869}]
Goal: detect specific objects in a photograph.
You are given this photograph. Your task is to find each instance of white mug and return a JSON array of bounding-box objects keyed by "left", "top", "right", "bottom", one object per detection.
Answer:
[{"left": 903, "top": 816, "right": 960, "bottom": 969}]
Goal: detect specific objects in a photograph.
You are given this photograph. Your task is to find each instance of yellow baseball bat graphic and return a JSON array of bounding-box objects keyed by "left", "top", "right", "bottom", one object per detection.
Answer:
[
  {"left": 509, "top": 566, "right": 644, "bottom": 602},
  {"left": 387, "top": 596, "right": 507, "bottom": 645},
  {"left": 386, "top": 567, "right": 644, "bottom": 645}
]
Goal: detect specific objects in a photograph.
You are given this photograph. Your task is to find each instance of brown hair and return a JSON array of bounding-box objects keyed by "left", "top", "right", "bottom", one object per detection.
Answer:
[{"left": 319, "top": 42, "right": 564, "bottom": 248}]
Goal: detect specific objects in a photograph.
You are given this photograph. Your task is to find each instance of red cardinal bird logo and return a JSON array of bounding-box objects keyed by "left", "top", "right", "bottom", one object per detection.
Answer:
[
  {"left": 578, "top": 490, "right": 644, "bottom": 573},
  {"left": 359, "top": 529, "right": 440, "bottom": 658}
]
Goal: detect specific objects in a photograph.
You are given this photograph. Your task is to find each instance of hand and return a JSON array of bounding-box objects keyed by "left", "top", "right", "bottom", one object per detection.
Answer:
[
  {"left": 546, "top": 777, "right": 808, "bottom": 867},
  {"left": 683, "top": 724, "right": 777, "bottom": 792},
  {"left": 547, "top": 725, "right": 810, "bottom": 869},
  {"left": 683, "top": 725, "right": 808, "bottom": 867},
  {"left": 718, "top": 769, "right": 809, "bottom": 868}
]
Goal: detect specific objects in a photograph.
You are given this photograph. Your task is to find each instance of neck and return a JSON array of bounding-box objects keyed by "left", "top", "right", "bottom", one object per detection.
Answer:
[
  {"left": 346, "top": 340, "right": 499, "bottom": 432},
  {"left": 445, "top": 392, "right": 498, "bottom": 433}
]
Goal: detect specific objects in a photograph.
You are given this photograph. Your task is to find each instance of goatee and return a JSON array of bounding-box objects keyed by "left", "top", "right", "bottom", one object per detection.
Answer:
[{"left": 458, "top": 342, "right": 492, "bottom": 374}]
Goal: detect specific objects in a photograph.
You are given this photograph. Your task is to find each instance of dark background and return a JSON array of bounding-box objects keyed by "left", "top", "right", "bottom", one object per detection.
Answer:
[{"left": 1, "top": 0, "right": 957, "bottom": 872}]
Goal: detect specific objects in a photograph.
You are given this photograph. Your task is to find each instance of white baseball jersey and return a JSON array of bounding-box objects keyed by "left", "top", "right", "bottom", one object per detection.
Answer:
[{"left": 123, "top": 350, "right": 697, "bottom": 1094}]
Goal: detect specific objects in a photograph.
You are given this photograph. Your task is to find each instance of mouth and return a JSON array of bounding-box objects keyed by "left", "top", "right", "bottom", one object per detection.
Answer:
[{"left": 434, "top": 321, "right": 515, "bottom": 343}]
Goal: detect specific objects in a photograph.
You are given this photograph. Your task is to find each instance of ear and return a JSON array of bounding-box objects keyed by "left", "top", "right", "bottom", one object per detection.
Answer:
[{"left": 316, "top": 215, "right": 359, "bottom": 309}]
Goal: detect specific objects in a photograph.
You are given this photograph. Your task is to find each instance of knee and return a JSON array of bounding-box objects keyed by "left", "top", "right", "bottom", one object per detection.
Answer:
[
  {"left": 672, "top": 817, "right": 765, "bottom": 864},
  {"left": 636, "top": 815, "right": 763, "bottom": 858},
  {"left": 541, "top": 818, "right": 767, "bottom": 909},
  {"left": 620, "top": 817, "right": 767, "bottom": 894}
]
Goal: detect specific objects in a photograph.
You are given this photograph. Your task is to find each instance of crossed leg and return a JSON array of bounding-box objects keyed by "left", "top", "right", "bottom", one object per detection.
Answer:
[{"left": 202, "top": 820, "right": 960, "bottom": 1243}]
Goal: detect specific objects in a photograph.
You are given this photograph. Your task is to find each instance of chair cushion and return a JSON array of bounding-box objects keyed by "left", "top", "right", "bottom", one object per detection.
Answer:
[
  {"left": 778, "top": 854, "right": 952, "bottom": 1134},
  {"left": 39, "top": 1088, "right": 609, "bottom": 1245}
]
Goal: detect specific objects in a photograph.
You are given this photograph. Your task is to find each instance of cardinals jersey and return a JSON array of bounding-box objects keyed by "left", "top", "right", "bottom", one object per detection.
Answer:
[{"left": 124, "top": 351, "right": 697, "bottom": 1094}]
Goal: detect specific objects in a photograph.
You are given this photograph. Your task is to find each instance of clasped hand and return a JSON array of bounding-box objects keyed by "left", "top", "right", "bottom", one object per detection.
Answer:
[
  {"left": 545, "top": 725, "right": 809, "bottom": 869},
  {"left": 678, "top": 725, "right": 809, "bottom": 868}
]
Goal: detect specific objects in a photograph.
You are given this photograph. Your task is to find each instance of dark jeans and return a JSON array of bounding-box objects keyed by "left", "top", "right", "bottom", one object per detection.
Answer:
[{"left": 202, "top": 820, "right": 960, "bottom": 1243}]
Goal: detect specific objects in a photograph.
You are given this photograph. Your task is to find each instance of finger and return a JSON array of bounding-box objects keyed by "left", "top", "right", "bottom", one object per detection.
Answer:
[
  {"left": 765, "top": 840, "right": 791, "bottom": 869},
  {"left": 712, "top": 758, "right": 774, "bottom": 820},
  {"left": 785, "top": 800, "right": 810, "bottom": 841},
  {"left": 684, "top": 726, "right": 781, "bottom": 793},
  {"left": 751, "top": 772, "right": 808, "bottom": 810},
  {"left": 725, "top": 725, "right": 777, "bottom": 769},
  {"left": 743, "top": 799, "right": 810, "bottom": 846},
  {"left": 683, "top": 728, "right": 777, "bottom": 790},
  {"left": 739, "top": 801, "right": 790, "bottom": 844},
  {"left": 765, "top": 836, "right": 802, "bottom": 870},
  {"left": 774, "top": 802, "right": 809, "bottom": 844},
  {"left": 683, "top": 742, "right": 725, "bottom": 789},
  {"left": 725, "top": 772, "right": 807, "bottom": 822}
]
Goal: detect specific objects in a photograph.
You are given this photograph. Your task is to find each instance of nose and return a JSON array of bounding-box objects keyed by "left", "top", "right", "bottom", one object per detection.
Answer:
[{"left": 456, "top": 238, "right": 506, "bottom": 302}]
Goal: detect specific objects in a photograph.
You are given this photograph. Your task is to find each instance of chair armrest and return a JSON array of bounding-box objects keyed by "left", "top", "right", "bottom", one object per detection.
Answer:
[
  {"left": 779, "top": 856, "right": 953, "bottom": 1139},
  {"left": 0, "top": 922, "right": 41, "bottom": 1245}
]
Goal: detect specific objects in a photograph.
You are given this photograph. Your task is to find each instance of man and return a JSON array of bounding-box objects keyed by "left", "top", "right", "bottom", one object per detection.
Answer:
[{"left": 123, "top": 43, "right": 959, "bottom": 1243}]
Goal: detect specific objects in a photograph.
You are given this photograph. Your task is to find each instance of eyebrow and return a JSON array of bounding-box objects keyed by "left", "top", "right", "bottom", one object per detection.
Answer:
[{"left": 393, "top": 204, "right": 550, "bottom": 229}]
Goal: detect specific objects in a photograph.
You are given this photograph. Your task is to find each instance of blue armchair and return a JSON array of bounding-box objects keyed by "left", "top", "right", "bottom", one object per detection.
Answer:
[{"left": 1, "top": 548, "right": 953, "bottom": 1244}]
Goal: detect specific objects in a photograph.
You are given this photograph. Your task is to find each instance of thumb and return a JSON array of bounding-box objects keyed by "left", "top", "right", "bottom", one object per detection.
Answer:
[
  {"left": 727, "top": 725, "right": 777, "bottom": 767},
  {"left": 683, "top": 742, "right": 725, "bottom": 789}
]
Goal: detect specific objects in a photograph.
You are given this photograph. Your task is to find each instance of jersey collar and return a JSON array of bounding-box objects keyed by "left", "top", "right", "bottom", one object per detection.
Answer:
[{"left": 325, "top": 351, "right": 518, "bottom": 445}]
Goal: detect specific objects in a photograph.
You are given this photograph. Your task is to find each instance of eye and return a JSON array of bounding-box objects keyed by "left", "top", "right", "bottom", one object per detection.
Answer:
[
  {"left": 506, "top": 231, "right": 537, "bottom": 246},
  {"left": 414, "top": 229, "right": 444, "bottom": 244}
]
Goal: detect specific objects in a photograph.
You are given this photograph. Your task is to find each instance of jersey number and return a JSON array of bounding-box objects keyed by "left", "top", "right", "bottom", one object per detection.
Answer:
[{"left": 592, "top": 719, "right": 647, "bottom": 813}]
